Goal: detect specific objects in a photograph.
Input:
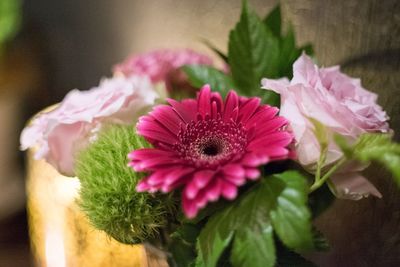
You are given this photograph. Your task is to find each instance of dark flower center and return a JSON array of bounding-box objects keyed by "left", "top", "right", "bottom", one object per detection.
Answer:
[
  {"left": 202, "top": 142, "right": 221, "bottom": 156},
  {"left": 174, "top": 118, "right": 247, "bottom": 168}
]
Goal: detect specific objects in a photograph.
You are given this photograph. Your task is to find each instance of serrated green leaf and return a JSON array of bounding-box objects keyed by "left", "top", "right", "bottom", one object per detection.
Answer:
[
  {"left": 263, "top": 5, "right": 281, "bottom": 37},
  {"left": 182, "top": 65, "right": 235, "bottom": 97},
  {"left": 335, "top": 133, "right": 400, "bottom": 186},
  {"left": 195, "top": 205, "right": 236, "bottom": 267},
  {"left": 278, "top": 25, "right": 302, "bottom": 78},
  {"left": 168, "top": 225, "right": 199, "bottom": 267},
  {"left": 312, "top": 228, "right": 330, "bottom": 251},
  {"left": 300, "top": 43, "right": 314, "bottom": 56},
  {"left": 231, "top": 224, "right": 275, "bottom": 267},
  {"left": 270, "top": 171, "right": 315, "bottom": 251},
  {"left": 228, "top": 1, "right": 280, "bottom": 96},
  {"left": 196, "top": 171, "right": 314, "bottom": 267}
]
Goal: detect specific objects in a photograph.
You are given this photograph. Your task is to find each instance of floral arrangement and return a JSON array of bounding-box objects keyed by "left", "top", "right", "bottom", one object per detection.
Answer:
[{"left": 21, "top": 3, "right": 400, "bottom": 267}]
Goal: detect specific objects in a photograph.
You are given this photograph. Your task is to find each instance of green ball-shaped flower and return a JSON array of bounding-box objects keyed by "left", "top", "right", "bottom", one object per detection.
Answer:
[{"left": 76, "top": 125, "right": 176, "bottom": 244}]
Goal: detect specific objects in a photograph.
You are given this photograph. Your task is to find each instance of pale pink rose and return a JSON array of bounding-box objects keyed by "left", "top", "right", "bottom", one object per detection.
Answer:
[
  {"left": 262, "top": 53, "right": 389, "bottom": 199},
  {"left": 113, "top": 49, "right": 213, "bottom": 92},
  {"left": 20, "top": 75, "right": 158, "bottom": 176}
]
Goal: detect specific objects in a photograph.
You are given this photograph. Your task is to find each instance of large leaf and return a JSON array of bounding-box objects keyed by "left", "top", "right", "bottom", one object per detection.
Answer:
[
  {"left": 169, "top": 224, "right": 201, "bottom": 267},
  {"left": 182, "top": 65, "right": 235, "bottom": 97},
  {"left": 270, "top": 171, "right": 315, "bottom": 250},
  {"left": 195, "top": 205, "right": 236, "bottom": 267},
  {"left": 196, "top": 171, "right": 314, "bottom": 267},
  {"left": 228, "top": 1, "right": 280, "bottom": 96},
  {"left": 231, "top": 224, "right": 275, "bottom": 267},
  {"left": 263, "top": 5, "right": 281, "bottom": 37},
  {"left": 335, "top": 133, "right": 400, "bottom": 186}
]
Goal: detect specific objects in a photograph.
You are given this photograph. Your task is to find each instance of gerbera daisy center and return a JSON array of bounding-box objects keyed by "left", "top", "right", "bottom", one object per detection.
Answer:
[
  {"left": 175, "top": 118, "right": 248, "bottom": 168},
  {"left": 201, "top": 138, "right": 223, "bottom": 156}
]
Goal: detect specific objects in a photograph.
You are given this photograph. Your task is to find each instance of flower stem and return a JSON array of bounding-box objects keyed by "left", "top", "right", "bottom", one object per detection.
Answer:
[{"left": 309, "top": 157, "right": 346, "bottom": 193}]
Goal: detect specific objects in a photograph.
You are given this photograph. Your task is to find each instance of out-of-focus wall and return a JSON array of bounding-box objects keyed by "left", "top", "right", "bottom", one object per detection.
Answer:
[{"left": 24, "top": 0, "right": 277, "bottom": 99}]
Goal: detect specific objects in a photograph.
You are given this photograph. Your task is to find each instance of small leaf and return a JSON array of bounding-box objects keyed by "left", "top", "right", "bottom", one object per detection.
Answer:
[
  {"left": 182, "top": 65, "right": 235, "bottom": 97},
  {"left": 228, "top": 1, "right": 280, "bottom": 96},
  {"left": 263, "top": 5, "right": 281, "bottom": 37},
  {"left": 270, "top": 171, "right": 315, "bottom": 251},
  {"left": 335, "top": 133, "right": 400, "bottom": 186},
  {"left": 312, "top": 228, "right": 330, "bottom": 251}
]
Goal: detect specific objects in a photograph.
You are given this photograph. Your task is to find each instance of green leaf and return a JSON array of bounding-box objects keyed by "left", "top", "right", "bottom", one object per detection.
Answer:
[
  {"left": 228, "top": 1, "right": 280, "bottom": 96},
  {"left": 278, "top": 26, "right": 302, "bottom": 78},
  {"left": 270, "top": 171, "right": 315, "bottom": 250},
  {"left": 335, "top": 133, "right": 400, "bottom": 186},
  {"left": 195, "top": 205, "right": 235, "bottom": 267},
  {"left": 182, "top": 65, "right": 235, "bottom": 97},
  {"left": 196, "top": 171, "right": 314, "bottom": 267},
  {"left": 299, "top": 43, "right": 314, "bottom": 56},
  {"left": 169, "top": 224, "right": 201, "bottom": 267},
  {"left": 263, "top": 5, "right": 281, "bottom": 37},
  {"left": 312, "top": 228, "right": 330, "bottom": 251},
  {"left": 0, "top": 0, "right": 21, "bottom": 45},
  {"left": 231, "top": 225, "right": 275, "bottom": 267}
]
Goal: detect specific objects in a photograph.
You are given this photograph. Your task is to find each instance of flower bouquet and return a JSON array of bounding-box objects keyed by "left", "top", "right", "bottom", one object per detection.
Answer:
[{"left": 21, "top": 2, "right": 400, "bottom": 267}]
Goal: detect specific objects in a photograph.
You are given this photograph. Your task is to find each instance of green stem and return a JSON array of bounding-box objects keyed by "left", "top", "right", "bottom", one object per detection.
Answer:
[
  {"left": 315, "top": 148, "right": 327, "bottom": 182},
  {"left": 309, "top": 157, "right": 346, "bottom": 193}
]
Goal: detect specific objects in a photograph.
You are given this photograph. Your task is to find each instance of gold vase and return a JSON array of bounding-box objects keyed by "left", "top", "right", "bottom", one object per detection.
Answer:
[{"left": 26, "top": 147, "right": 168, "bottom": 267}]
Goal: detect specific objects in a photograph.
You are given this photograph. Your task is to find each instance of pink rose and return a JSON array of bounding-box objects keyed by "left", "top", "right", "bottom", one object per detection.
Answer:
[
  {"left": 20, "top": 75, "right": 158, "bottom": 176},
  {"left": 113, "top": 49, "right": 213, "bottom": 92},
  {"left": 262, "top": 54, "right": 389, "bottom": 199}
]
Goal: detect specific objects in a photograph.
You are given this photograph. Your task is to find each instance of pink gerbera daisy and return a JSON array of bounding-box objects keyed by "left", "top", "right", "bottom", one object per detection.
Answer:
[{"left": 128, "top": 85, "right": 294, "bottom": 218}]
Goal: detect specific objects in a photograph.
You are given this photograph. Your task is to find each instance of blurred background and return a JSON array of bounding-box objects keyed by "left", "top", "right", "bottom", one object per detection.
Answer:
[{"left": 0, "top": 0, "right": 399, "bottom": 266}]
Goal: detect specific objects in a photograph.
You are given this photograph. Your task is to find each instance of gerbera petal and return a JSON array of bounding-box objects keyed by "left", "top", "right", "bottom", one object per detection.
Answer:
[
  {"left": 193, "top": 170, "right": 215, "bottom": 189},
  {"left": 247, "top": 131, "right": 293, "bottom": 150},
  {"left": 223, "top": 90, "right": 239, "bottom": 122},
  {"left": 238, "top": 97, "right": 261, "bottom": 123},
  {"left": 197, "top": 85, "right": 212, "bottom": 118},
  {"left": 221, "top": 180, "right": 238, "bottom": 200},
  {"left": 245, "top": 106, "right": 279, "bottom": 128},
  {"left": 224, "top": 174, "right": 246, "bottom": 186},
  {"left": 222, "top": 164, "right": 245, "bottom": 178},
  {"left": 151, "top": 105, "right": 183, "bottom": 134},
  {"left": 205, "top": 179, "right": 222, "bottom": 202},
  {"left": 245, "top": 168, "right": 261, "bottom": 180},
  {"left": 182, "top": 196, "right": 199, "bottom": 219},
  {"left": 167, "top": 98, "right": 197, "bottom": 123},
  {"left": 184, "top": 179, "right": 200, "bottom": 200},
  {"left": 254, "top": 117, "right": 288, "bottom": 135},
  {"left": 128, "top": 148, "right": 176, "bottom": 160}
]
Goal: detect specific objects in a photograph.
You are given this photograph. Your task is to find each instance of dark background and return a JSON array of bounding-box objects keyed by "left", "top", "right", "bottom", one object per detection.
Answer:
[{"left": 0, "top": 0, "right": 399, "bottom": 266}]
